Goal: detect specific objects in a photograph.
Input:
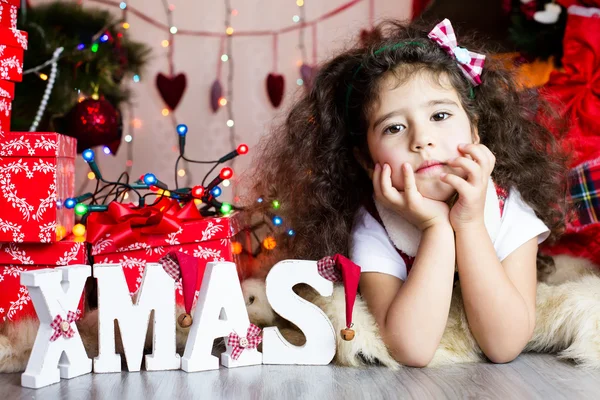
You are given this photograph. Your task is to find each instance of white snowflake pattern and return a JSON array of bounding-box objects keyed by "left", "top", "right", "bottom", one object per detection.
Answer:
[
  {"left": 165, "top": 227, "right": 183, "bottom": 245},
  {"left": 119, "top": 257, "right": 147, "bottom": 296},
  {"left": 0, "top": 160, "right": 34, "bottom": 221},
  {"left": 200, "top": 222, "right": 223, "bottom": 241},
  {"left": 37, "top": 221, "right": 57, "bottom": 243},
  {"left": 2, "top": 265, "right": 24, "bottom": 278},
  {"left": 9, "top": 6, "right": 17, "bottom": 28},
  {"left": 92, "top": 235, "right": 114, "bottom": 255},
  {"left": 5, "top": 289, "right": 30, "bottom": 321},
  {"left": 193, "top": 245, "right": 224, "bottom": 261},
  {"left": 0, "top": 136, "right": 33, "bottom": 156},
  {"left": 34, "top": 136, "right": 58, "bottom": 152},
  {"left": 12, "top": 28, "right": 28, "bottom": 50},
  {"left": 33, "top": 185, "right": 56, "bottom": 222},
  {"left": 32, "top": 159, "right": 56, "bottom": 174},
  {"left": 120, "top": 256, "right": 146, "bottom": 270},
  {"left": 0, "top": 218, "right": 22, "bottom": 242},
  {"left": 56, "top": 242, "right": 83, "bottom": 266},
  {"left": 174, "top": 280, "right": 184, "bottom": 297},
  {"left": 4, "top": 243, "right": 33, "bottom": 264},
  {"left": 0, "top": 98, "right": 11, "bottom": 117}
]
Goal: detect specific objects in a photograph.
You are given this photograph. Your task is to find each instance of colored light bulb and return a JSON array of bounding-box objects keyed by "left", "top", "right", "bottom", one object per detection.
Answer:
[
  {"left": 272, "top": 200, "right": 280, "bottom": 209},
  {"left": 82, "top": 149, "right": 95, "bottom": 162},
  {"left": 221, "top": 202, "right": 233, "bottom": 214},
  {"left": 263, "top": 236, "right": 277, "bottom": 250},
  {"left": 143, "top": 173, "right": 157, "bottom": 185},
  {"left": 192, "top": 185, "right": 205, "bottom": 198},
  {"left": 177, "top": 124, "right": 188, "bottom": 136},
  {"left": 74, "top": 203, "right": 88, "bottom": 216},
  {"left": 273, "top": 216, "right": 283, "bottom": 226},
  {"left": 211, "top": 187, "right": 222, "bottom": 197},
  {"left": 65, "top": 198, "right": 77, "bottom": 209},
  {"left": 237, "top": 144, "right": 249, "bottom": 155},
  {"left": 219, "top": 167, "right": 233, "bottom": 180},
  {"left": 72, "top": 223, "right": 86, "bottom": 237},
  {"left": 287, "top": 229, "right": 295, "bottom": 236}
]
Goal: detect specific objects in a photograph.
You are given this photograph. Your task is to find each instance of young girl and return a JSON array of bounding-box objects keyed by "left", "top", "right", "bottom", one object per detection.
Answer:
[{"left": 245, "top": 19, "right": 568, "bottom": 367}]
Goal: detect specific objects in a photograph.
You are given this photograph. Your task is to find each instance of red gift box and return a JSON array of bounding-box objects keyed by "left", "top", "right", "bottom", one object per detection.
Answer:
[
  {"left": 0, "top": 132, "right": 76, "bottom": 243},
  {"left": 0, "top": 2, "right": 18, "bottom": 30},
  {"left": 0, "top": 236, "right": 87, "bottom": 322},
  {"left": 88, "top": 201, "right": 250, "bottom": 307}
]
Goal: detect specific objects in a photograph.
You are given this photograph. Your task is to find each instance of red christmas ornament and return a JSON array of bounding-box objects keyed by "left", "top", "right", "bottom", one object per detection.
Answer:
[
  {"left": 156, "top": 73, "right": 187, "bottom": 110},
  {"left": 266, "top": 73, "right": 285, "bottom": 108},
  {"left": 61, "top": 98, "right": 123, "bottom": 154}
]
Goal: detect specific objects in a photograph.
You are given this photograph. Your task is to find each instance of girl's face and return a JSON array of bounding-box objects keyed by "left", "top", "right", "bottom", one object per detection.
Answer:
[{"left": 365, "top": 70, "right": 478, "bottom": 202}]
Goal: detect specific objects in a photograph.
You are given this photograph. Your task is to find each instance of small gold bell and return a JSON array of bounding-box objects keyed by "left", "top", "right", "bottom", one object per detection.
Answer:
[
  {"left": 341, "top": 328, "right": 355, "bottom": 341},
  {"left": 177, "top": 313, "right": 193, "bottom": 328}
]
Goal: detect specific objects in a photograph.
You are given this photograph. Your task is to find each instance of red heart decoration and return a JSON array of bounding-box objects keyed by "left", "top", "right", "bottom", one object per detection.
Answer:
[
  {"left": 156, "top": 73, "right": 187, "bottom": 111},
  {"left": 266, "top": 73, "right": 285, "bottom": 108}
]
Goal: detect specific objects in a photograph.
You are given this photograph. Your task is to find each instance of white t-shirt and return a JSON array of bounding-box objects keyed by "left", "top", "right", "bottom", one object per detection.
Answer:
[{"left": 349, "top": 189, "right": 550, "bottom": 281}]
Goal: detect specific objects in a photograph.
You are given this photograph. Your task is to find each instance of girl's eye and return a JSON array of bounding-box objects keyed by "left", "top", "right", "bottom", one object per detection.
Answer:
[
  {"left": 383, "top": 124, "right": 405, "bottom": 135},
  {"left": 432, "top": 112, "right": 451, "bottom": 121}
]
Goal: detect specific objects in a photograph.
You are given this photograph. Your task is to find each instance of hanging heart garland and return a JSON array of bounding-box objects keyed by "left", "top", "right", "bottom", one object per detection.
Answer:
[
  {"left": 210, "top": 80, "right": 223, "bottom": 113},
  {"left": 156, "top": 72, "right": 187, "bottom": 111},
  {"left": 266, "top": 73, "right": 285, "bottom": 108},
  {"left": 266, "top": 34, "right": 285, "bottom": 108}
]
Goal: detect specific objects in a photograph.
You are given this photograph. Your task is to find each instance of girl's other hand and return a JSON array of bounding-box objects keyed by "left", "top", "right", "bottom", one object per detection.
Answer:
[
  {"left": 441, "top": 143, "right": 496, "bottom": 231},
  {"left": 373, "top": 163, "right": 450, "bottom": 231}
]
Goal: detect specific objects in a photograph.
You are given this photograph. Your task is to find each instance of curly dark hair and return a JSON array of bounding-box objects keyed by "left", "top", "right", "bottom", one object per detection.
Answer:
[{"left": 242, "top": 20, "right": 569, "bottom": 276}]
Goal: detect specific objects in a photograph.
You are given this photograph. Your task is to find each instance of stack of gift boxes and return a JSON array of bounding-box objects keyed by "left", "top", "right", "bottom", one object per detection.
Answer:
[
  {"left": 0, "top": 1, "right": 250, "bottom": 324},
  {"left": 0, "top": 0, "right": 87, "bottom": 322}
]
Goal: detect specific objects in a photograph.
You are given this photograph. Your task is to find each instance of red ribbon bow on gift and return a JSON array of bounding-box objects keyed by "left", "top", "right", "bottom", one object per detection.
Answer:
[
  {"left": 49, "top": 311, "right": 79, "bottom": 342},
  {"left": 227, "top": 324, "right": 262, "bottom": 360},
  {"left": 427, "top": 19, "right": 486, "bottom": 86},
  {"left": 86, "top": 197, "right": 203, "bottom": 251}
]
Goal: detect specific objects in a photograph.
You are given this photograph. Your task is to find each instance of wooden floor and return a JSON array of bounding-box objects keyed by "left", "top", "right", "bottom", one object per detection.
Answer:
[{"left": 2, "top": 353, "right": 600, "bottom": 399}]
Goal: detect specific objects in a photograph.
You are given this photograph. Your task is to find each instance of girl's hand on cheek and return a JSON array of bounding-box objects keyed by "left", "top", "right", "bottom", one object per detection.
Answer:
[
  {"left": 373, "top": 162, "right": 450, "bottom": 231},
  {"left": 441, "top": 143, "right": 496, "bottom": 231}
]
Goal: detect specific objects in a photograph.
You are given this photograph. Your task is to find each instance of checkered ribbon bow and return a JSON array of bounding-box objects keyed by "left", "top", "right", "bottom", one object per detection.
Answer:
[
  {"left": 159, "top": 253, "right": 181, "bottom": 280},
  {"left": 49, "top": 311, "right": 79, "bottom": 342},
  {"left": 427, "top": 19, "right": 486, "bottom": 86},
  {"left": 228, "top": 324, "right": 262, "bottom": 360},
  {"left": 317, "top": 255, "right": 343, "bottom": 282}
]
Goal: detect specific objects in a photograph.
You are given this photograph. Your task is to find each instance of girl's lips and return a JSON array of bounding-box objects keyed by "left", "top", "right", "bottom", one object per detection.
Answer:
[{"left": 416, "top": 163, "right": 444, "bottom": 175}]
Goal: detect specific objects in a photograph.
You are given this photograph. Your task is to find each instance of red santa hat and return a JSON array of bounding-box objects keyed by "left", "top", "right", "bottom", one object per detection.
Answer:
[
  {"left": 159, "top": 251, "right": 204, "bottom": 327},
  {"left": 317, "top": 254, "right": 361, "bottom": 341}
]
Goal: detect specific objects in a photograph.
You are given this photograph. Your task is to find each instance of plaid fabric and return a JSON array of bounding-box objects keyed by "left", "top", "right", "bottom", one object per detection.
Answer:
[
  {"left": 228, "top": 323, "right": 262, "bottom": 360},
  {"left": 317, "top": 256, "right": 342, "bottom": 282},
  {"left": 49, "top": 311, "right": 79, "bottom": 342},
  {"left": 427, "top": 19, "right": 486, "bottom": 86},
  {"left": 495, "top": 184, "right": 509, "bottom": 218},
  {"left": 569, "top": 159, "right": 600, "bottom": 226},
  {"left": 159, "top": 253, "right": 181, "bottom": 281}
]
